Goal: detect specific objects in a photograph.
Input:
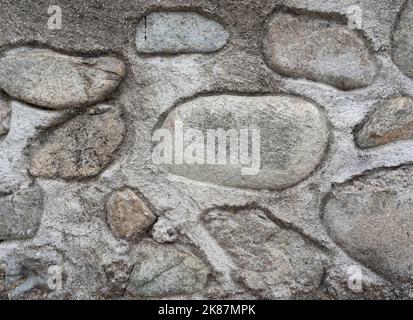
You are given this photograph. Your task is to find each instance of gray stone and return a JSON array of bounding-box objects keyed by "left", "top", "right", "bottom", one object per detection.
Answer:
[
  {"left": 0, "top": 96, "right": 10, "bottom": 136},
  {"left": 323, "top": 166, "right": 413, "bottom": 281},
  {"left": 263, "top": 12, "right": 377, "bottom": 90},
  {"left": 128, "top": 241, "right": 209, "bottom": 297},
  {"left": 356, "top": 97, "right": 413, "bottom": 148},
  {"left": 135, "top": 11, "right": 229, "bottom": 54},
  {"left": 0, "top": 0, "right": 411, "bottom": 300},
  {"left": 106, "top": 188, "right": 156, "bottom": 241},
  {"left": 30, "top": 106, "right": 125, "bottom": 179},
  {"left": 393, "top": 0, "right": 413, "bottom": 78},
  {"left": 0, "top": 47, "right": 126, "bottom": 110},
  {"left": 0, "top": 183, "right": 43, "bottom": 240},
  {"left": 203, "top": 207, "right": 325, "bottom": 298},
  {"left": 159, "top": 95, "right": 329, "bottom": 190}
]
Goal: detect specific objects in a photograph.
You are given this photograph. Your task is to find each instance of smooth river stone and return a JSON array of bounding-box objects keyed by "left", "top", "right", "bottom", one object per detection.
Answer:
[
  {"left": 158, "top": 95, "right": 329, "bottom": 190},
  {"left": 128, "top": 241, "right": 210, "bottom": 297},
  {"left": 30, "top": 106, "right": 125, "bottom": 179},
  {"left": 323, "top": 166, "right": 413, "bottom": 281},
  {"left": 136, "top": 11, "right": 229, "bottom": 54},
  {"left": 356, "top": 96, "right": 413, "bottom": 148},
  {"left": 106, "top": 188, "right": 156, "bottom": 241},
  {"left": 263, "top": 12, "right": 376, "bottom": 90},
  {"left": 0, "top": 47, "right": 126, "bottom": 109}
]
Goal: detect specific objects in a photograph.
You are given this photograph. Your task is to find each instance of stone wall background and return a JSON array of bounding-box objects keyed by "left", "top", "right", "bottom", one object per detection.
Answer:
[{"left": 0, "top": 0, "right": 412, "bottom": 299}]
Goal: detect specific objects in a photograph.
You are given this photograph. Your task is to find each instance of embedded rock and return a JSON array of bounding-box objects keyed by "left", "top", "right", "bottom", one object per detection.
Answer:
[
  {"left": 136, "top": 11, "right": 229, "bottom": 53},
  {"left": 0, "top": 96, "right": 10, "bottom": 136},
  {"left": 0, "top": 47, "right": 126, "bottom": 109},
  {"left": 158, "top": 95, "right": 329, "bottom": 190},
  {"left": 0, "top": 183, "right": 43, "bottom": 240},
  {"left": 106, "top": 188, "right": 156, "bottom": 241},
  {"left": 356, "top": 97, "right": 413, "bottom": 148},
  {"left": 128, "top": 241, "right": 210, "bottom": 297},
  {"left": 263, "top": 12, "right": 376, "bottom": 90},
  {"left": 203, "top": 207, "right": 325, "bottom": 298},
  {"left": 0, "top": 101, "right": 68, "bottom": 194},
  {"left": 393, "top": 0, "right": 413, "bottom": 78},
  {"left": 103, "top": 260, "right": 133, "bottom": 297},
  {"left": 323, "top": 166, "right": 413, "bottom": 281},
  {"left": 30, "top": 106, "right": 125, "bottom": 179}
]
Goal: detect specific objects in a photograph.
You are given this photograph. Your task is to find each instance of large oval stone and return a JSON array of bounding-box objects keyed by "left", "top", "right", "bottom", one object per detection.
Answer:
[
  {"left": 0, "top": 47, "right": 126, "bottom": 110},
  {"left": 30, "top": 106, "right": 125, "bottom": 179},
  {"left": 157, "top": 95, "right": 329, "bottom": 190},
  {"left": 263, "top": 12, "right": 376, "bottom": 90},
  {"left": 323, "top": 166, "right": 413, "bottom": 281},
  {"left": 393, "top": 0, "right": 413, "bottom": 78},
  {"left": 136, "top": 11, "right": 229, "bottom": 54},
  {"left": 356, "top": 97, "right": 413, "bottom": 148}
]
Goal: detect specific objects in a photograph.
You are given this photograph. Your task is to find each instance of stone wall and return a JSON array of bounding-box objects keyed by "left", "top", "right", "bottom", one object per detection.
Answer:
[{"left": 0, "top": 0, "right": 412, "bottom": 299}]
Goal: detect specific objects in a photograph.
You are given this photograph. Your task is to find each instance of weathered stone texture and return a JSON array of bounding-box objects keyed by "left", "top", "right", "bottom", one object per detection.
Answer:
[
  {"left": 0, "top": 0, "right": 411, "bottom": 301},
  {"left": 203, "top": 207, "right": 326, "bottom": 298},
  {"left": 160, "top": 95, "right": 329, "bottom": 190},
  {"left": 0, "top": 96, "right": 10, "bottom": 136},
  {"left": 0, "top": 183, "right": 43, "bottom": 240},
  {"left": 136, "top": 12, "right": 229, "bottom": 54},
  {"left": 263, "top": 12, "right": 377, "bottom": 90},
  {"left": 356, "top": 97, "right": 413, "bottom": 148},
  {"left": 128, "top": 241, "right": 210, "bottom": 297},
  {"left": 30, "top": 106, "right": 125, "bottom": 179},
  {"left": 0, "top": 47, "right": 126, "bottom": 110},
  {"left": 323, "top": 166, "right": 413, "bottom": 282},
  {"left": 106, "top": 189, "right": 156, "bottom": 241}
]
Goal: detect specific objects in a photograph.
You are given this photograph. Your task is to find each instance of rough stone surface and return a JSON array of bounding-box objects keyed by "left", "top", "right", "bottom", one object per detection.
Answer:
[
  {"left": 106, "top": 189, "right": 156, "bottom": 241},
  {"left": 0, "top": 96, "right": 10, "bottom": 136},
  {"left": 263, "top": 11, "right": 377, "bottom": 90},
  {"left": 128, "top": 241, "right": 210, "bottom": 297},
  {"left": 0, "top": 183, "right": 43, "bottom": 240},
  {"left": 203, "top": 207, "right": 326, "bottom": 299},
  {"left": 30, "top": 106, "right": 125, "bottom": 179},
  {"left": 323, "top": 166, "right": 413, "bottom": 282},
  {"left": 0, "top": 47, "right": 126, "bottom": 110},
  {"left": 356, "top": 97, "right": 413, "bottom": 148},
  {"left": 160, "top": 95, "right": 329, "bottom": 190},
  {"left": 136, "top": 11, "right": 229, "bottom": 54},
  {"left": 393, "top": 0, "right": 413, "bottom": 78},
  {"left": 0, "top": 0, "right": 412, "bottom": 300}
]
